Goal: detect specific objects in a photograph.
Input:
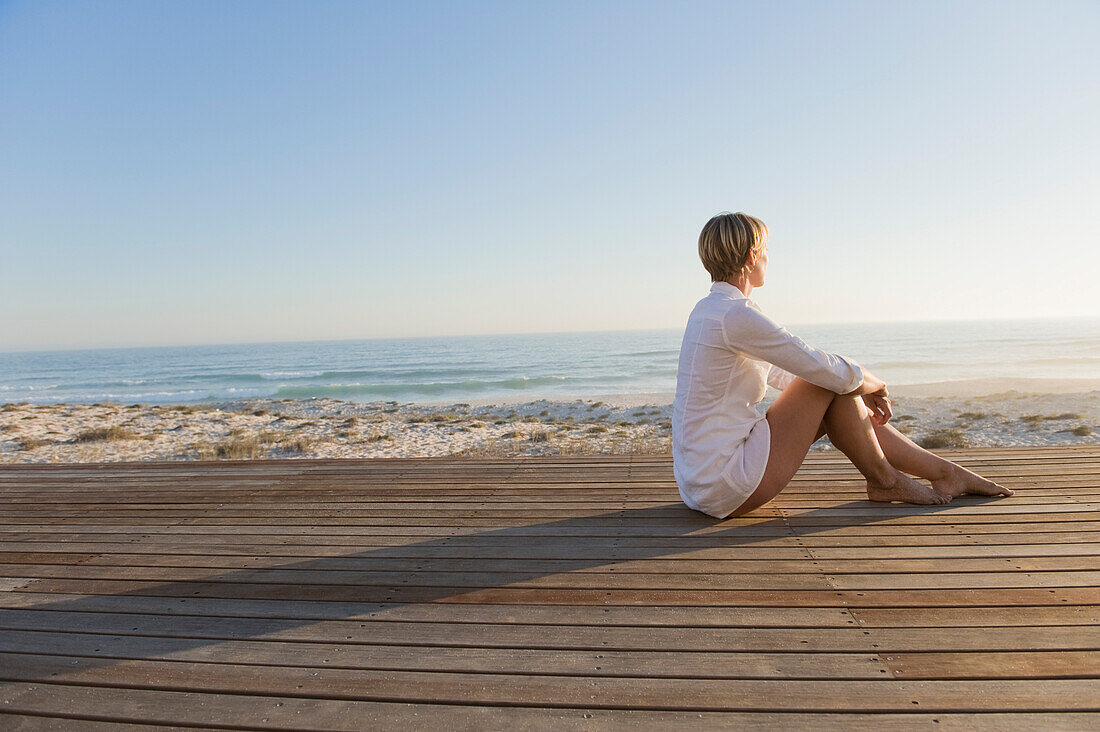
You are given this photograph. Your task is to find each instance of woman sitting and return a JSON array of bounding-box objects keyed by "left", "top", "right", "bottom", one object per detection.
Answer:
[{"left": 672, "top": 212, "right": 1013, "bottom": 518}]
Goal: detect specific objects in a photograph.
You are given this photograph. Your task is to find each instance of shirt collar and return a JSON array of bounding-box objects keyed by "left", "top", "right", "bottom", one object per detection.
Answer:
[{"left": 709, "top": 281, "right": 746, "bottom": 299}]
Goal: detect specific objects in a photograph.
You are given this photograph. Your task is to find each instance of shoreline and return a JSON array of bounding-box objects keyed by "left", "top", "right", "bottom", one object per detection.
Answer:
[
  {"left": 451, "top": 377, "right": 1100, "bottom": 407},
  {"left": 2, "top": 388, "right": 1097, "bottom": 464},
  {"left": 3, "top": 377, "right": 1098, "bottom": 412}
]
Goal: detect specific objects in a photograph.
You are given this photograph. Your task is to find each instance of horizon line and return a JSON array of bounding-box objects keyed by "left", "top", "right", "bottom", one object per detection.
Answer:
[{"left": 2, "top": 314, "right": 1098, "bottom": 356}]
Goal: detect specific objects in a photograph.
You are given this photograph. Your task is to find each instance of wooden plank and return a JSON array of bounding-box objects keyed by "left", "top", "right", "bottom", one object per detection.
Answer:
[
  {"left": 883, "top": 651, "right": 1100, "bottom": 679},
  {"left": 2, "top": 476, "right": 1095, "bottom": 494},
  {"left": 5, "top": 529, "right": 1097, "bottom": 548},
  {"left": 1, "top": 466, "right": 1096, "bottom": 483},
  {"left": 4, "top": 521, "right": 1098, "bottom": 536},
  {"left": 1, "top": 592, "right": 1096, "bottom": 627},
  {"left": 2, "top": 499, "right": 1093, "bottom": 515},
  {"left": 4, "top": 564, "right": 1100, "bottom": 591},
  {"left": 2, "top": 540, "right": 1099, "bottom": 559},
  {"left": 6, "top": 552, "right": 1097, "bottom": 575},
  {"left": 0, "top": 486, "right": 1094, "bottom": 504},
  {"left": 0, "top": 631, "right": 891, "bottom": 678},
  {"left": 0, "top": 715, "right": 187, "bottom": 731},
  {"left": 0, "top": 495, "right": 1074, "bottom": 510},
  {"left": 0, "top": 611, "right": 1095, "bottom": 651},
  {"left": 0, "top": 489, "right": 1089, "bottom": 504},
  {"left": 9, "top": 579, "right": 1100, "bottom": 606},
  {"left": 1, "top": 509, "right": 1092, "bottom": 525},
  {"left": 2, "top": 655, "right": 1099, "bottom": 711},
  {"left": 2, "top": 684, "right": 1096, "bottom": 730}
]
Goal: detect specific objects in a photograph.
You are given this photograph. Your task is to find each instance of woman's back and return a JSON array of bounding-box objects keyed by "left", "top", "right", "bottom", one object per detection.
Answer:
[{"left": 672, "top": 282, "right": 775, "bottom": 516}]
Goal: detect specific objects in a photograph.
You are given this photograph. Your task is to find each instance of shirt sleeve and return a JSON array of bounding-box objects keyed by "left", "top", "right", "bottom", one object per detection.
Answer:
[
  {"left": 766, "top": 364, "right": 796, "bottom": 391},
  {"left": 722, "top": 300, "right": 864, "bottom": 395}
]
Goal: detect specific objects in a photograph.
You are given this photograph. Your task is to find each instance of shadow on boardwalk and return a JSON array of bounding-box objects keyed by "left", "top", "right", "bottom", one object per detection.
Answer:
[{"left": 0, "top": 482, "right": 987, "bottom": 684}]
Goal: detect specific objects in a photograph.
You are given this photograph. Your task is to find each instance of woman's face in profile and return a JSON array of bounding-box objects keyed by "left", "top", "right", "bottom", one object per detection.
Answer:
[{"left": 749, "top": 242, "right": 768, "bottom": 288}]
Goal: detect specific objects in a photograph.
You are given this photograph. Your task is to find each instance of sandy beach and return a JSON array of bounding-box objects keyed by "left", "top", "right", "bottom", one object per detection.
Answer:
[{"left": 1, "top": 386, "right": 1096, "bottom": 464}]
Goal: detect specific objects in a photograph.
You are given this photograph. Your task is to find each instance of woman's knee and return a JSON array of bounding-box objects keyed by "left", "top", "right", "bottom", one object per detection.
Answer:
[
  {"left": 783, "top": 376, "right": 833, "bottom": 397},
  {"left": 824, "top": 390, "right": 868, "bottom": 420},
  {"left": 771, "top": 378, "right": 834, "bottom": 424}
]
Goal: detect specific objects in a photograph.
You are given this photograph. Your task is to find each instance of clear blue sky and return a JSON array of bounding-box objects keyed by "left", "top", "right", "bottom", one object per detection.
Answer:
[{"left": 1, "top": 0, "right": 1097, "bottom": 351}]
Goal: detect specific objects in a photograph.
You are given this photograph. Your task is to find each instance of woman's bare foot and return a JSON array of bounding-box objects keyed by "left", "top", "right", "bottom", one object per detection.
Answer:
[
  {"left": 866, "top": 470, "right": 951, "bottom": 505},
  {"left": 931, "top": 464, "right": 1014, "bottom": 499}
]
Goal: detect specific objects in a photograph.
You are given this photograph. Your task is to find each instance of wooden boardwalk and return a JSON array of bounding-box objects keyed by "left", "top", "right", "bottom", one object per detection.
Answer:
[{"left": 0, "top": 444, "right": 1098, "bottom": 730}]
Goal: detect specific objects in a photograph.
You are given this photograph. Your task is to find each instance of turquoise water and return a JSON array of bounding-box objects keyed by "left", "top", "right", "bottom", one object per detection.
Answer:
[{"left": 0, "top": 318, "right": 1097, "bottom": 405}]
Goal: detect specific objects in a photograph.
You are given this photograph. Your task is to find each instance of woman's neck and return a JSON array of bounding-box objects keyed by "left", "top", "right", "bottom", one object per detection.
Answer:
[{"left": 727, "top": 277, "right": 753, "bottom": 297}]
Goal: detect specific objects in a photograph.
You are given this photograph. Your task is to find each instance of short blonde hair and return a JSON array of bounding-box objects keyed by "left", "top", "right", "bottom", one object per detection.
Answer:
[{"left": 697, "top": 212, "right": 768, "bottom": 283}]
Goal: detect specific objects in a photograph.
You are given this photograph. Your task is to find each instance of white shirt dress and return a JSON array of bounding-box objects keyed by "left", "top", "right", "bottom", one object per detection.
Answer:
[{"left": 672, "top": 281, "right": 865, "bottom": 518}]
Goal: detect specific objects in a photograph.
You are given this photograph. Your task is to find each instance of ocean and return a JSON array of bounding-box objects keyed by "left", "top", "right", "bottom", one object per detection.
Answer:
[{"left": 1, "top": 318, "right": 1097, "bottom": 406}]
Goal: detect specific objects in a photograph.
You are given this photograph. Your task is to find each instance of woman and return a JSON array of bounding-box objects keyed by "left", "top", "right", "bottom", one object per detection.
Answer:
[{"left": 671, "top": 212, "right": 1013, "bottom": 518}]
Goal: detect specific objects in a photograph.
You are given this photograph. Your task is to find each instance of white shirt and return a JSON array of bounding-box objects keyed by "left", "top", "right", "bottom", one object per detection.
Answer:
[{"left": 672, "top": 281, "right": 864, "bottom": 517}]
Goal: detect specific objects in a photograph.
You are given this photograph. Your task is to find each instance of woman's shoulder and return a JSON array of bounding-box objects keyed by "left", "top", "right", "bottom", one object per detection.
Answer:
[
  {"left": 721, "top": 296, "right": 787, "bottom": 340},
  {"left": 723, "top": 295, "right": 769, "bottom": 321}
]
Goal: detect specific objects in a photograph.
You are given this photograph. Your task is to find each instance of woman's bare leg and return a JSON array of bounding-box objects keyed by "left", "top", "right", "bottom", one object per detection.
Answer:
[
  {"left": 819, "top": 394, "right": 950, "bottom": 504},
  {"left": 729, "top": 378, "right": 832, "bottom": 515},
  {"left": 867, "top": 422, "right": 951, "bottom": 480},
  {"left": 871, "top": 422, "right": 1013, "bottom": 498},
  {"left": 729, "top": 379, "right": 946, "bottom": 516},
  {"left": 811, "top": 416, "right": 1014, "bottom": 498}
]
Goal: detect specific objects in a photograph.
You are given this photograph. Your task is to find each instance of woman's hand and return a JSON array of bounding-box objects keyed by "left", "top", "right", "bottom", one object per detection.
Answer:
[
  {"left": 862, "top": 391, "right": 892, "bottom": 426},
  {"left": 857, "top": 370, "right": 891, "bottom": 426}
]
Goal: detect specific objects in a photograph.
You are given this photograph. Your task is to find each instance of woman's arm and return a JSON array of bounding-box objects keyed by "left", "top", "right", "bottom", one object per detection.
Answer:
[
  {"left": 722, "top": 300, "right": 864, "bottom": 395},
  {"left": 734, "top": 302, "right": 894, "bottom": 424}
]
